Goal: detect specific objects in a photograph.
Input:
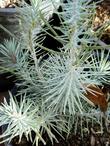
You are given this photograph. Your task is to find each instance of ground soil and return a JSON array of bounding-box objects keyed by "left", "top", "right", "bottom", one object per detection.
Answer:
[
  {"left": 8, "top": 122, "right": 110, "bottom": 146},
  {"left": 0, "top": 0, "right": 30, "bottom": 8}
]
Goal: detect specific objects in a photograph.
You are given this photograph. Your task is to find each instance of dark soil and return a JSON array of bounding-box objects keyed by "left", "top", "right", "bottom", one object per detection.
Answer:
[
  {"left": 8, "top": 122, "right": 110, "bottom": 146},
  {"left": 93, "top": 0, "right": 110, "bottom": 44}
]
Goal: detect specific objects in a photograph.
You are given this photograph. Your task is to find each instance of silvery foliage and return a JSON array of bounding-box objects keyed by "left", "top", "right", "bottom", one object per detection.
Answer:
[
  {"left": 39, "top": 0, "right": 110, "bottom": 115},
  {"left": 0, "top": 0, "right": 110, "bottom": 145},
  {"left": 0, "top": 93, "right": 66, "bottom": 146}
]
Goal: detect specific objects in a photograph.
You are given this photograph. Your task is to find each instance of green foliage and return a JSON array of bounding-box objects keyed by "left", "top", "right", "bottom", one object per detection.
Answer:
[
  {"left": 0, "top": 39, "right": 21, "bottom": 70},
  {"left": 0, "top": 0, "right": 110, "bottom": 145}
]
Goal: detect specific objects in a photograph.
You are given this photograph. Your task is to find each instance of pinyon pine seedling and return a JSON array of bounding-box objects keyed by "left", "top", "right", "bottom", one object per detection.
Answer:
[{"left": 0, "top": 0, "right": 110, "bottom": 145}]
